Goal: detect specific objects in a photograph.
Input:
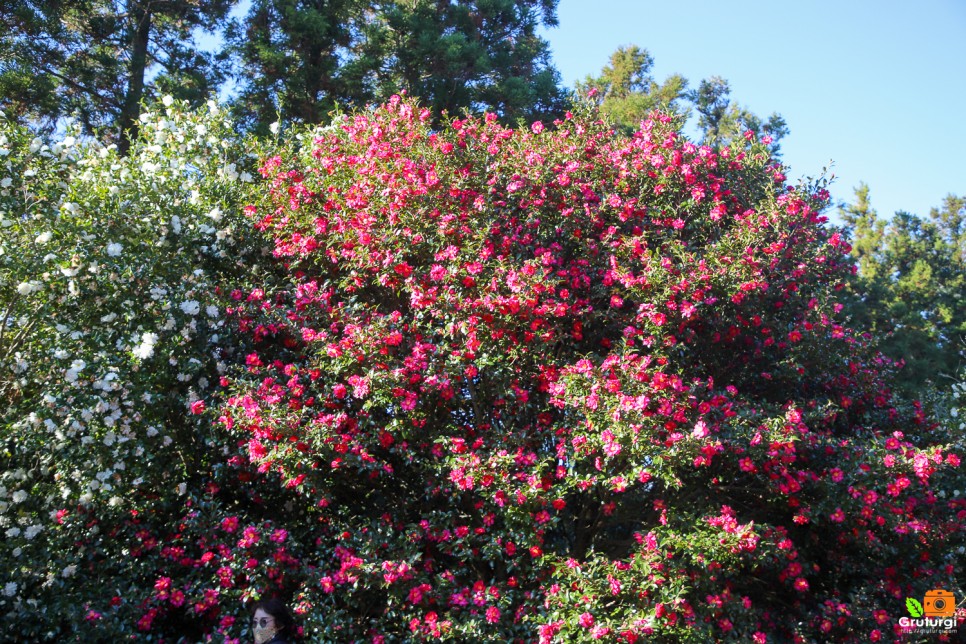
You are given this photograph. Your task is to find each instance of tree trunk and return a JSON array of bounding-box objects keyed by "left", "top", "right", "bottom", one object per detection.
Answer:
[{"left": 117, "top": 1, "right": 151, "bottom": 156}]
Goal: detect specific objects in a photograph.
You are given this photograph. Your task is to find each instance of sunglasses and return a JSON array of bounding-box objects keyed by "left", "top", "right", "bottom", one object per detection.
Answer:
[{"left": 252, "top": 617, "right": 275, "bottom": 628}]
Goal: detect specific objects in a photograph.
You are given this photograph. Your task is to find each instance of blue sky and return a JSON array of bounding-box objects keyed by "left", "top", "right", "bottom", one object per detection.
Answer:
[{"left": 540, "top": 0, "right": 966, "bottom": 222}]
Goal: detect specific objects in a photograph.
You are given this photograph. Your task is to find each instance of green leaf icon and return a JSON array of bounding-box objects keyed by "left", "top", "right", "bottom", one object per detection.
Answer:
[{"left": 906, "top": 597, "right": 924, "bottom": 617}]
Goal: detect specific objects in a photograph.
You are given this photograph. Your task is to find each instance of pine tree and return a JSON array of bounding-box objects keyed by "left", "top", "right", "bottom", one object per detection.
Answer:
[
  {"left": 840, "top": 186, "right": 965, "bottom": 391},
  {"left": 575, "top": 45, "right": 688, "bottom": 134},
  {"left": 0, "top": 0, "right": 234, "bottom": 153},
  {"left": 576, "top": 47, "right": 787, "bottom": 153},
  {"left": 689, "top": 76, "right": 788, "bottom": 155},
  {"left": 229, "top": 0, "right": 567, "bottom": 130},
  {"left": 226, "top": 0, "right": 376, "bottom": 134}
]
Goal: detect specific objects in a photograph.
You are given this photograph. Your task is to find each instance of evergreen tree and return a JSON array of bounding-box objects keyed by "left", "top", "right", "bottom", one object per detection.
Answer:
[
  {"left": 576, "top": 47, "right": 787, "bottom": 153},
  {"left": 379, "top": 0, "right": 565, "bottom": 122},
  {"left": 839, "top": 183, "right": 886, "bottom": 279},
  {"left": 575, "top": 45, "right": 688, "bottom": 134},
  {"left": 229, "top": 0, "right": 567, "bottom": 130},
  {"left": 226, "top": 0, "right": 377, "bottom": 134},
  {"left": 689, "top": 75, "right": 788, "bottom": 155},
  {"left": 0, "top": 0, "right": 234, "bottom": 153},
  {"left": 840, "top": 186, "right": 965, "bottom": 391}
]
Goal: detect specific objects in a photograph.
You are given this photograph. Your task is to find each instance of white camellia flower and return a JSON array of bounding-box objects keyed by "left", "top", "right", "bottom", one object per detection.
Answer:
[
  {"left": 180, "top": 300, "right": 200, "bottom": 316},
  {"left": 205, "top": 305, "right": 219, "bottom": 318},
  {"left": 65, "top": 359, "right": 86, "bottom": 383},
  {"left": 3, "top": 582, "right": 16, "bottom": 597},
  {"left": 207, "top": 207, "right": 223, "bottom": 221},
  {"left": 35, "top": 232, "right": 52, "bottom": 244},
  {"left": 16, "top": 281, "right": 40, "bottom": 296},
  {"left": 106, "top": 242, "right": 123, "bottom": 257},
  {"left": 133, "top": 332, "right": 159, "bottom": 359},
  {"left": 162, "top": 95, "right": 174, "bottom": 107}
]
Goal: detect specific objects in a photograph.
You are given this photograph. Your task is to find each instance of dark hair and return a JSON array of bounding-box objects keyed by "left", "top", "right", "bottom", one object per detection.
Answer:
[{"left": 251, "top": 597, "right": 295, "bottom": 637}]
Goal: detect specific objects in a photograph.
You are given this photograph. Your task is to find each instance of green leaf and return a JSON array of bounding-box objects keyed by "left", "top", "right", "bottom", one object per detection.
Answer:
[{"left": 906, "top": 597, "right": 924, "bottom": 617}]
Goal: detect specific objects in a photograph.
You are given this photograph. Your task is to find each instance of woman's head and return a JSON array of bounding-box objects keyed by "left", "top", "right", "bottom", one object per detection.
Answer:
[{"left": 251, "top": 598, "right": 294, "bottom": 643}]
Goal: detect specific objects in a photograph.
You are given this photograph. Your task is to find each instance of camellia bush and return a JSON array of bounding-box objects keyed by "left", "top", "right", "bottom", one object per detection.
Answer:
[
  {"left": 216, "top": 97, "right": 964, "bottom": 642},
  {"left": 0, "top": 99, "right": 274, "bottom": 641},
  {"left": 1, "top": 95, "right": 964, "bottom": 642}
]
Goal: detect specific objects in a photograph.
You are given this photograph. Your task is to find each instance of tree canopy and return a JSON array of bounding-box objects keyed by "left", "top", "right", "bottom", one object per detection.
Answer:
[
  {"left": 0, "top": 0, "right": 233, "bottom": 152},
  {"left": 228, "top": 0, "right": 567, "bottom": 133},
  {"left": 840, "top": 185, "right": 965, "bottom": 392},
  {"left": 575, "top": 45, "right": 688, "bottom": 135},
  {"left": 577, "top": 47, "right": 788, "bottom": 156}
]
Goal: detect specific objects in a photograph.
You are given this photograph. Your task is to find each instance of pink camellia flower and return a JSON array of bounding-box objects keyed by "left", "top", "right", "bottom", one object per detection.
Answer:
[
  {"left": 270, "top": 529, "right": 288, "bottom": 543},
  {"left": 189, "top": 400, "right": 205, "bottom": 415},
  {"left": 578, "top": 612, "right": 595, "bottom": 628},
  {"left": 692, "top": 420, "right": 709, "bottom": 439}
]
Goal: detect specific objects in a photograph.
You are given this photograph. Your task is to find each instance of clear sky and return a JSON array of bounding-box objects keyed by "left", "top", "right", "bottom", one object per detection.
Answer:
[{"left": 540, "top": 0, "right": 966, "bottom": 222}]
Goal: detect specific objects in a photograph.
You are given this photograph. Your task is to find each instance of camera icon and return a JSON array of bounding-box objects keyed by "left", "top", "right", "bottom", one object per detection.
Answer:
[{"left": 923, "top": 589, "right": 956, "bottom": 618}]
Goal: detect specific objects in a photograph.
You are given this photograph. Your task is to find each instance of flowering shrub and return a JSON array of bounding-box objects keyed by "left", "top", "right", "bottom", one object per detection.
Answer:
[
  {"left": 1, "top": 95, "right": 963, "bottom": 642},
  {"left": 219, "top": 97, "right": 963, "bottom": 642},
  {"left": 0, "top": 100, "right": 270, "bottom": 640}
]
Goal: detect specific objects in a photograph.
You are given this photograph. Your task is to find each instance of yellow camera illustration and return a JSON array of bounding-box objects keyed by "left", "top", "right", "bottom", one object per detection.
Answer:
[{"left": 923, "top": 589, "right": 956, "bottom": 618}]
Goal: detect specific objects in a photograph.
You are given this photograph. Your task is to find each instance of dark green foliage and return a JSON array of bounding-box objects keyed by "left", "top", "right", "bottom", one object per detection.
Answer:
[
  {"left": 840, "top": 185, "right": 965, "bottom": 393},
  {"left": 228, "top": 0, "right": 567, "bottom": 132},
  {"left": 377, "top": 0, "right": 566, "bottom": 123},
  {"left": 0, "top": 0, "right": 234, "bottom": 152},
  {"left": 226, "top": 0, "right": 376, "bottom": 134}
]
